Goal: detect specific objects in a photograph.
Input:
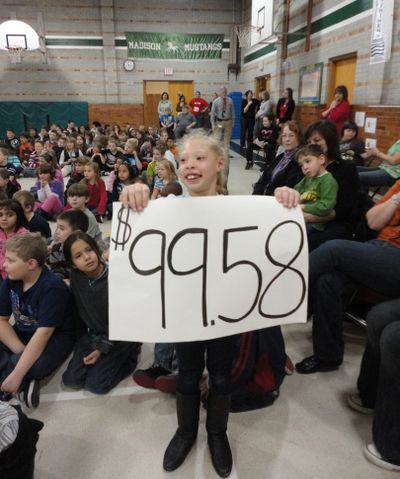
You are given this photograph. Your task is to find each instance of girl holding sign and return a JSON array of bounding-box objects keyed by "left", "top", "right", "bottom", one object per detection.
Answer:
[{"left": 122, "top": 131, "right": 234, "bottom": 478}]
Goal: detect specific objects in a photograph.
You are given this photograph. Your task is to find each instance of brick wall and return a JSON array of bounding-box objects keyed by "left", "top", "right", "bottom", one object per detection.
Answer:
[{"left": 295, "top": 104, "right": 400, "bottom": 155}]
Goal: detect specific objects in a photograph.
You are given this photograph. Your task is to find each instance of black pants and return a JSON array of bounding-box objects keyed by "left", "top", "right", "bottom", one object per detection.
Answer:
[
  {"left": 241, "top": 118, "right": 255, "bottom": 148},
  {"left": 0, "top": 406, "right": 44, "bottom": 479},
  {"left": 357, "top": 299, "right": 400, "bottom": 462},
  {"left": 246, "top": 143, "right": 275, "bottom": 165},
  {"left": 176, "top": 336, "right": 237, "bottom": 395},
  {"left": 62, "top": 334, "right": 139, "bottom": 394}
]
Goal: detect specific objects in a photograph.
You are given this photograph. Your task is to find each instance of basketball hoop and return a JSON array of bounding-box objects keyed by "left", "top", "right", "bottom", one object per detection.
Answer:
[
  {"left": 6, "top": 46, "right": 23, "bottom": 64},
  {"left": 234, "top": 25, "right": 258, "bottom": 48}
]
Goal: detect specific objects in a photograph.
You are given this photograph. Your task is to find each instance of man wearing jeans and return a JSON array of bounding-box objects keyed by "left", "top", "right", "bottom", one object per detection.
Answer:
[{"left": 296, "top": 180, "right": 400, "bottom": 374}]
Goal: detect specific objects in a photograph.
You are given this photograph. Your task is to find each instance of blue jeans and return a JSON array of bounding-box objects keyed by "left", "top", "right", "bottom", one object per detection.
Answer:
[
  {"left": 357, "top": 299, "right": 400, "bottom": 462},
  {"left": 154, "top": 343, "right": 175, "bottom": 371},
  {"left": 356, "top": 166, "right": 396, "bottom": 189},
  {"left": 309, "top": 239, "right": 400, "bottom": 362},
  {"left": 0, "top": 331, "right": 74, "bottom": 389},
  {"left": 194, "top": 114, "right": 204, "bottom": 128}
]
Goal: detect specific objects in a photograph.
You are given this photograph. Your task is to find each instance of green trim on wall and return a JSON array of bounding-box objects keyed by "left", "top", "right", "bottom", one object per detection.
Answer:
[
  {"left": 244, "top": 0, "right": 373, "bottom": 64},
  {"left": 45, "top": 38, "right": 103, "bottom": 47},
  {"left": 244, "top": 44, "right": 277, "bottom": 63}
]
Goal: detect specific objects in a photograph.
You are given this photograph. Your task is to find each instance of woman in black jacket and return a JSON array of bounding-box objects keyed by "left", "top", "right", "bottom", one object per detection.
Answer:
[
  {"left": 240, "top": 90, "right": 259, "bottom": 149},
  {"left": 253, "top": 120, "right": 302, "bottom": 196}
]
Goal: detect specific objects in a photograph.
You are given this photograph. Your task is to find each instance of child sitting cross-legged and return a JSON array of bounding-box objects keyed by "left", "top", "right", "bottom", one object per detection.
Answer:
[
  {"left": 294, "top": 144, "right": 338, "bottom": 236},
  {"left": 61, "top": 231, "right": 140, "bottom": 394},
  {"left": 13, "top": 190, "right": 51, "bottom": 240},
  {"left": 65, "top": 183, "right": 108, "bottom": 253},
  {"left": 0, "top": 233, "right": 75, "bottom": 408},
  {"left": 64, "top": 155, "right": 89, "bottom": 198},
  {"left": 47, "top": 209, "right": 89, "bottom": 280}
]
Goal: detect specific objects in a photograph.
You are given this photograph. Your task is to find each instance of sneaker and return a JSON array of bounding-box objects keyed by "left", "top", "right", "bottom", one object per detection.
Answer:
[
  {"left": 132, "top": 365, "right": 171, "bottom": 389},
  {"left": 20, "top": 380, "right": 40, "bottom": 408},
  {"left": 364, "top": 443, "right": 400, "bottom": 471},
  {"left": 347, "top": 393, "right": 374, "bottom": 414},
  {"left": 155, "top": 373, "right": 177, "bottom": 394}
]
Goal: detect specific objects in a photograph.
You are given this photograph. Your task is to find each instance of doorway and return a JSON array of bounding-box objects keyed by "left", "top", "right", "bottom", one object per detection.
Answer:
[
  {"left": 327, "top": 54, "right": 357, "bottom": 104},
  {"left": 143, "top": 80, "right": 194, "bottom": 127},
  {"left": 255, "top": 75, "right": 271, "bottom": 98}
]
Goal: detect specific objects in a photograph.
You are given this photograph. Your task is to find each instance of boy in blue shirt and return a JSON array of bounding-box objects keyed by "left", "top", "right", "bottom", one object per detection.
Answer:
[{"left": 0, "top": 233, "right": 74, "bottom": 407}]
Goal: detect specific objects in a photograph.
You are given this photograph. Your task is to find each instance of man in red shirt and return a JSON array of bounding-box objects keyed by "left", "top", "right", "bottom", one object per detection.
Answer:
[{"left": 189, "top": 91, "right": 209, "bottom": 129}]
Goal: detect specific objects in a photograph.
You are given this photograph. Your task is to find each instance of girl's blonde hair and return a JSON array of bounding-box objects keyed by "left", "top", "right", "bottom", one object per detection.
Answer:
[
  {"left": 125, "top": 138, "right": 138, "bottom": 150},
  {"left": 176, "top": 130, "right": 227, "bottom": 195},
  {"left": 157, "top": 159, "right": 177, "bottom": 184}
]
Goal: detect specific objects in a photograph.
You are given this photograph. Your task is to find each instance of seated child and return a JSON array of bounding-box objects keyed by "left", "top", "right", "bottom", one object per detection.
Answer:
[
  {"left": 108, "top": 161, "right": 137, "bottom": 206},
  {"left": 104, "top": 139, "right": 125, "bottom": 172},
  {"left": 27, "top": 140, "right": 45, "bottom": 171},
  {"left": 124, "top": 139, "right": 142, "bottom": 176},
  {"left": 17, "top": 133, "right": 33, "bottom": 168},
  {"left": 151, "top": 159, "right": 179, "bottom": 200},
  {"left": 139, "top": 138, "right": 154, "bottom": 170},
  {"left": 81, "top": 162, "right": 107, "bottom": 222},
  {"left": 0, "top": 401, "right": 44, "bottom": 478},
  {"left": 66, "top": 183, "right": 108, "bottom": 253},
  {"left": 0, "top": 233, "right": 75, "bottom": 408},
  {"left": 146, "top": 143, "right": 166, "bottom": 189},
  {"left": 64, "top": 155, "right": 89, "bottom": 197},
  {"left": 339, "top": 121, "right": 367, "bottom": 165},
  {"left": 59, "top": 137, "right": 83, "bottom": 177},
  {"left": 47, "top": 209, "right": 89, "bottom": 279},
  {"left": 294, "top": 144, "right": 338, "bottom": 234},
  {"left": 245, "top": 113, "right": 279, "bottom": 169},
  {"left": 38, "top": 150, "right": 64, "bottom": 187},
  {"left": 34, "top": 164, "right": 64, "bottom": 221},
  {"left": 13, "top": 191, "right": 51, "bottom": 239},
  {"left": 0, "top": 170, "right": 20, "bottom": 199},
  {"left": 61, "top": 231, "right": 140, "bottom": 394},
  {"left": 0, "top": 147, "right": 22, "bottom": 178},
  {"left": 0, "top": 199, "right": 28, "bottom": 280}
]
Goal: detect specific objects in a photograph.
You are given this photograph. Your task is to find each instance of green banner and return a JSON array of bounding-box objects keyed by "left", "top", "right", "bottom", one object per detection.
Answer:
[{"left": 125, "top": 32, "right": 224, "bottom": 60}]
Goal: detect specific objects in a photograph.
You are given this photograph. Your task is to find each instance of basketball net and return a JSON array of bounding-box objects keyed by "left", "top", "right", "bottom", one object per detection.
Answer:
[
  {"left": 234, "top": 25, "right": 258, "bottom": 48},
  {"left": 6, "top": 46, "right": 23, "bottom": 64}
]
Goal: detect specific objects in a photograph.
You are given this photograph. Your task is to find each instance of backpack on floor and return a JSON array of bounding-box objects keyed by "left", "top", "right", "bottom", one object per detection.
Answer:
[{"left": 230, "top": 326, "right": 292, "bottom": 413}]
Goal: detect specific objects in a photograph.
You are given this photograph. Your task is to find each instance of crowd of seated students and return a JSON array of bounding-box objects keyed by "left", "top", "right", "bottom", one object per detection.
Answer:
[{"left": 0, "top": 115, "right": 399, "bottom": 476}]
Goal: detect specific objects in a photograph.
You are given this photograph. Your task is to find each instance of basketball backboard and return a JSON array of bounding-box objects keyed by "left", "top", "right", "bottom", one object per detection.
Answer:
[
  {"left": 251, "top": 0, "right": 274, "bottom": 47},
  {"left": 0, "top": 20, "right": 40, "bottom": 63}
]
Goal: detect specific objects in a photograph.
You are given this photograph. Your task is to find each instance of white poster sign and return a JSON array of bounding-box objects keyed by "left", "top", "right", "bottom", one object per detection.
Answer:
[
  {"left": 365, "top": 117, "right": 377, "bottom": 134},
  {"left": 355, "top": 111, "right": 365, "bottom": 128},
  {"left": 109, "top": 196, "right": 308, "bottom": 343},
  {"left": 370, "top": 0, "right": 394, "bottom": 64}
]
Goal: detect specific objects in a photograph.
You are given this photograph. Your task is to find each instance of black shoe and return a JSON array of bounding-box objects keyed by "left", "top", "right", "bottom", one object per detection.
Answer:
[
  {"left": 163, "top": 392, "right": 200, "bottom": 471},
  {"left": 206, "top": 393, "right": 232, "bottom": 477},
  {"left": 295, "top": 355, "right": 341, "bottom": 374},
  {"left": 18, "top": 379, "right": 40, "bottom": 408},
  {"left": 132, "top": 365, "right": 171, "bottom": 389},
  {"left": 163, "top": 430, "right": 197, "bottom": 471}
]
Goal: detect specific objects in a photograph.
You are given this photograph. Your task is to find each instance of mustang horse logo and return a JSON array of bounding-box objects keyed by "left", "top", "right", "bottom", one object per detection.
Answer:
[{"left": 166, "top": 42, "right": 179, "bottom": 53}]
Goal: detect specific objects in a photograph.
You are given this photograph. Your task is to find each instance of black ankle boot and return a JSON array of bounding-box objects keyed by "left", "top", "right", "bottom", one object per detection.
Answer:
[
  {"left": 206, "top": 393, "right": 232, "bottom": 478},
  {"left": 163, "top": 392, "right": 200, "bottom": 471}
]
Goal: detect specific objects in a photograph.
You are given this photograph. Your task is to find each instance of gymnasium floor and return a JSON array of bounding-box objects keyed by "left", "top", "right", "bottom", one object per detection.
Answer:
[{"left": 19, "top": 150, "right": 396, "bottom": 479}]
